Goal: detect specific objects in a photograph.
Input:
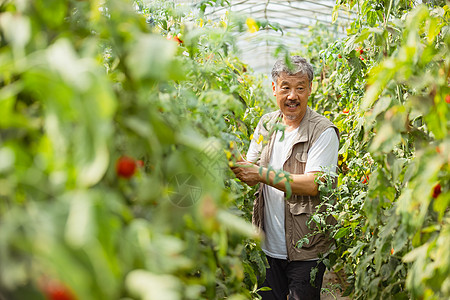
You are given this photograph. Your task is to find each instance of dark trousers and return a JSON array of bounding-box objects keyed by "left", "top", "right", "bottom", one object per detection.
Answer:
[{"left": 259, "top": 256, "right": 326, "bottom": 300}]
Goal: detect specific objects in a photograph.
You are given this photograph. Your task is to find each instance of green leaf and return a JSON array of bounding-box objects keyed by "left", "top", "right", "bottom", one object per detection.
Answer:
[
  {"left": 296, "top": 237, "right": 309, "bottom": 249},
  {"left": 35, "top": 0, "right": 67, "bottom": 28},
  {"left": 126, "top": 270, "right": 182, "bottom": 300},
  {"left": 392, "top": 225, "right": 409, "bottom": 253},
  {"left": 349, "top": 241, "right": 367, "bottom": 258},
  {"left": 126, "top": 34, "right": 178, "bottom": 81},
  {"left": 354, "top": 28, "right": 371, "bottom": 44},
  {"left": 334, "top": 227, "right": 350, "bottom": 239},
  {"left": 332, "top": 4, "right": 341, "bottom": 24},
  {"left": 366, "top": 10, "right": 377, "bottom": 27},
  {"left": 0, "top": 13, "right": 30, "bottom": 55},
  {"left": 64, "top": 191, "right": 94, "bottom": 248},
  {"left": 217, "top": 210, "right": 257, "bottom": 238},
  {"left": 285, "top": 180, "right": 292, "bottom": 199}
]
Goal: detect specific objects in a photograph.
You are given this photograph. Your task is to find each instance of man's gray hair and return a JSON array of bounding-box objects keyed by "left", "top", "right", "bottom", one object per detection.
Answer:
[{"left": 271, "top": 56, "right": 314, "bottom": 84}]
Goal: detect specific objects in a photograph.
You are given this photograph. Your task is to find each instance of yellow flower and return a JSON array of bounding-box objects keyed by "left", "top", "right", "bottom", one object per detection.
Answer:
[
  {"left": 257, "top": 135, "right": 263, "bottom": 144},
  {"left": 224, "top": 150, "right": 232, "bottom": 160},
  {"left": 246, "top": 18, "right": 259, "bottom": 33}
]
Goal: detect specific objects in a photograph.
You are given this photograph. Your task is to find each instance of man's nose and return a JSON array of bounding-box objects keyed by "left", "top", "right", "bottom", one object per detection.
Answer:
[{"left": 287, "top": 89, "right": 297, "bottom": 99}]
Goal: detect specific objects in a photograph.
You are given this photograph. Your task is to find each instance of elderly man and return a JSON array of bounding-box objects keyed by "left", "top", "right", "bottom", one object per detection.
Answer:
[{"left": 232, "top": 56, "right": 339, "bottom": 300}]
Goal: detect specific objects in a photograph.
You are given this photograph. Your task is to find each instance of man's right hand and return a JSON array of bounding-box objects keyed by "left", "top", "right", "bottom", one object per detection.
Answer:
[{"left": 231, "top": 161, "right": 261, "bottom": 186}]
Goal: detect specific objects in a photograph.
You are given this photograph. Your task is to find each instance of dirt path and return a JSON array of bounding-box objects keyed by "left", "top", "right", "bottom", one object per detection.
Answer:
[{"left": 321, "top": 269, "right": 351, "bottom": 300}]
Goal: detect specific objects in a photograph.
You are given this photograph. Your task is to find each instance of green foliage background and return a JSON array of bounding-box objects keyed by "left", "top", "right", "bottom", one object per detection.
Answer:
[
  {"left": 305, "top": 1, "right": 450, "bottom": 299},
  {"left": 0, "top": 0, "right": 449, "bottom": 299},
  {"left": 0, "top": 0, "right": 271, "bottom": 299}
]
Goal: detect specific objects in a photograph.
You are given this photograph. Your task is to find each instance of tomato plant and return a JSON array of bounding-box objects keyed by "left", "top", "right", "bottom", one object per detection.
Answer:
[
  {"left": 303, "top": 1, "right": 450, "bottom": 299},
  {"left": 0, "top": 0, "right": 270, "bottom": 299}
]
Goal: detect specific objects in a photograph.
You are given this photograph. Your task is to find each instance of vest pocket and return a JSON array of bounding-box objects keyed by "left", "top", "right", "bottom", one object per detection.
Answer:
[
  {"left": 288, "top": 201, "right": 310, "bottom": 215},
  {"left": 291, "top": 213, "right": 324, "bottom": 250},
  {"left": 291, "top": 152, "right": 307, "bottom": 174},
  {"left": 287, "top": 195, "right": 315, "bottom": 215}
]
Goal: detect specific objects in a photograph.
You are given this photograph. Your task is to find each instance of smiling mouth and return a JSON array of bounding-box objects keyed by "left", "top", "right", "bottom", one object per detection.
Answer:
[{"left": 286, "top": 102, "right": 300, "bottom": 108}]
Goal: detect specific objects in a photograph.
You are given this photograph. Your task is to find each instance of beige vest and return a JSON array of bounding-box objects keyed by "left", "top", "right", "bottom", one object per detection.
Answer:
[{"left": 252, "top": 107, "right": 339, "bottom": 261}]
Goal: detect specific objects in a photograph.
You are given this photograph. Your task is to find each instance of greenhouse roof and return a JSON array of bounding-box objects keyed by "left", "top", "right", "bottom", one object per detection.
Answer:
[{"left": 174, "top": 0, "right": 354, "bottom": 77}]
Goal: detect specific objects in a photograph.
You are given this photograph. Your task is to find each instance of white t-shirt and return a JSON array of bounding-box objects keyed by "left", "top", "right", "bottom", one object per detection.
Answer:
[{"left": 246, "top": 126, "right": 339, "bottom": 259}]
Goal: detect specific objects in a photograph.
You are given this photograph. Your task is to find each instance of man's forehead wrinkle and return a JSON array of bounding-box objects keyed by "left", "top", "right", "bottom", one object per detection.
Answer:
[
  {"left": 278, "top": 73, "right": 309, "bottom": 81},
  {"left": 278, "top": 79, "right": 308, "bottom": 86},
  {"left": 279, "top": 71, "right": 308, "bottom": 78}
]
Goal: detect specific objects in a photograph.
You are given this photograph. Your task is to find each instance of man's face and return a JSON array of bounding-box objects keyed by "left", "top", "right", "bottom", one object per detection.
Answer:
[{"left": 272, "top": 72, "right": 312, "bottom": 123}]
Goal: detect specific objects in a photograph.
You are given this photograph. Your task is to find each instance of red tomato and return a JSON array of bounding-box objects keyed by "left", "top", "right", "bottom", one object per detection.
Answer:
[
  {"left": 338, "top": 54, "right": 342, "bottom": 58},
  {"left": 173, "top": 36, "right": 183, "bottom": 45},
  {"left": 167, "top": 34, "right": 183, "bottom": 45},
  {"left": 40, "top": 279, "right": 76, "bottom": 300},
  {"left": 445, "top": 95, "right": 450, "bottom": 104},
  {"left": 361, "top": 175, "right": 369, "bottom": 184},
  {"left": 343, "top": 108, "right": 349, "bottom": 114},
  {"left": 432, "top": 183, "right": 441, "bottom": 198},
  {"left": 116, "top": 156, "right": 136, "bottom": 178}
]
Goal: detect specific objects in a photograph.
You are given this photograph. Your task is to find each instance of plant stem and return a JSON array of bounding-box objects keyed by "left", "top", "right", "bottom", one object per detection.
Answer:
[
  {"left": 357, "top": 0, "right": 361, "bottom": 33},
  {"left": 384, "top": 0, "right": 394, "bottom": 29}
]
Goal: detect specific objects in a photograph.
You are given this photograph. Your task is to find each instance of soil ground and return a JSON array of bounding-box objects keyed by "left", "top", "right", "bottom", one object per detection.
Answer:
[{"left": 321, "top": 269, "right": 351, "bottom": 300}]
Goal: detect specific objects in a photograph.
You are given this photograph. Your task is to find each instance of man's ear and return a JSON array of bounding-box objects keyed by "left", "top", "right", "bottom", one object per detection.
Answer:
[{"left": 272, "top": 81, "right": 276, "bottom": 96}]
